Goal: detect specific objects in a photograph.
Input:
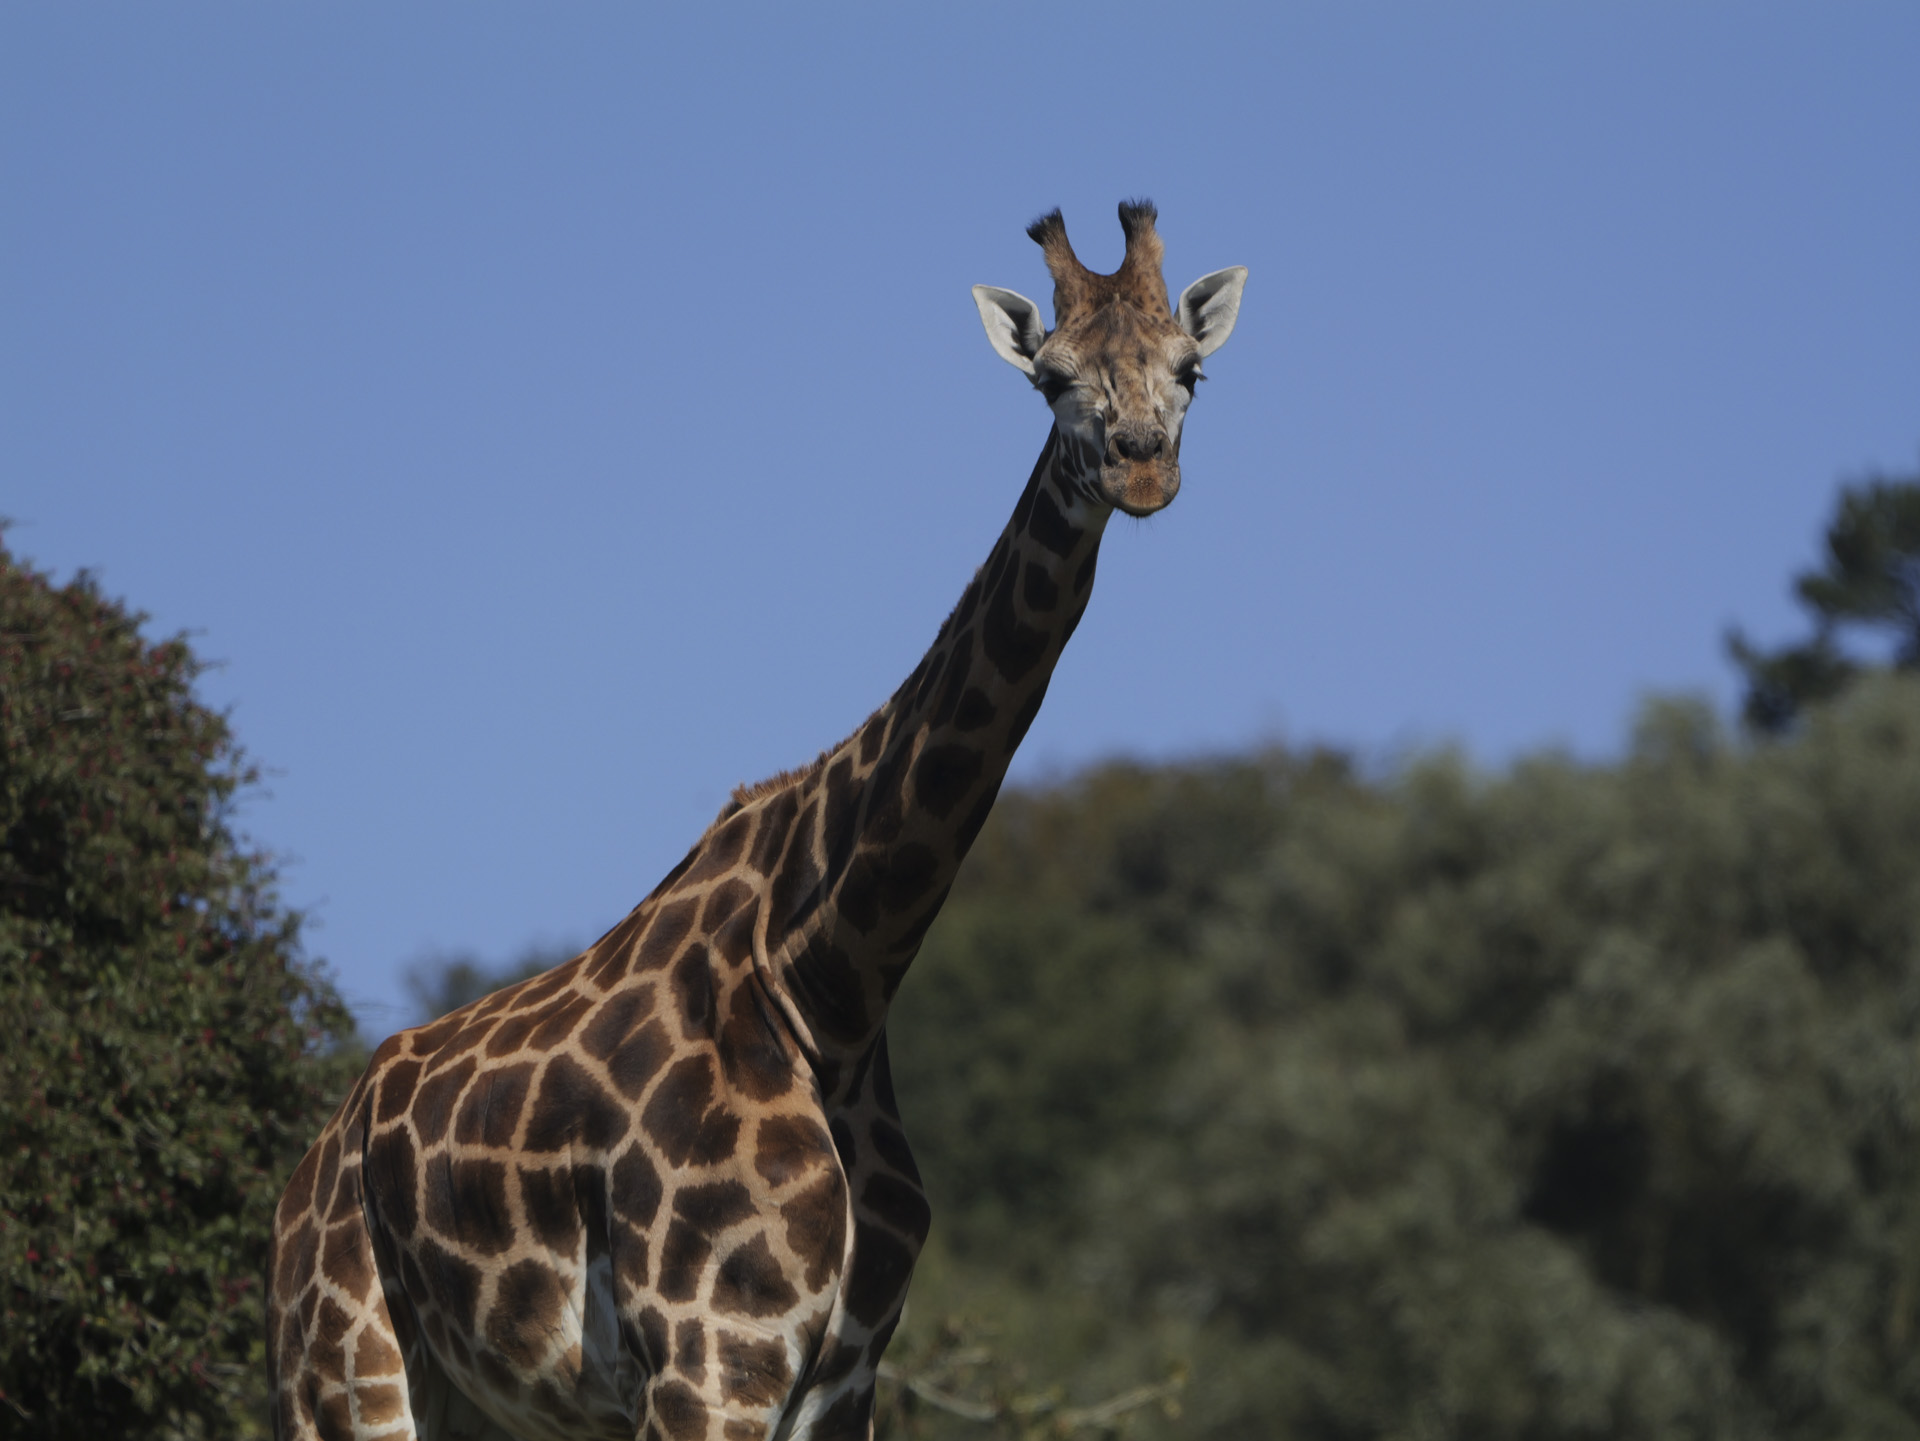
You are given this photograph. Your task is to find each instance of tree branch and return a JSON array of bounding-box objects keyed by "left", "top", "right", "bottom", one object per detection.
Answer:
[{"left": 876, "top": 1358, "right": 1185, "bottom": 1435}]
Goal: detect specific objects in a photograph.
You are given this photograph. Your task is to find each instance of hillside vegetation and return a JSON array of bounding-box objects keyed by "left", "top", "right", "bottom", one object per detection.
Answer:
[{"left": 883, "top": 682, "right": 1920, "bottom": 1439}]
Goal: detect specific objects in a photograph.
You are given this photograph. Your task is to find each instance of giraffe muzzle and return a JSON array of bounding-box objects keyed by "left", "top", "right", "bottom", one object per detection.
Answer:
[
  {"left": 1101, "top": 424, "right": 1180, "bottom": 515},
  {"left": 1100, "top": 457, "right": 1182, "bottom": 516}
]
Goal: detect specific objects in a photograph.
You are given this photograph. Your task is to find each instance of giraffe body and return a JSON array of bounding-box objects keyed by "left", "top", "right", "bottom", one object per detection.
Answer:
[{"left": 267, "top": 202, "right": 1245, "bottom": 1441}]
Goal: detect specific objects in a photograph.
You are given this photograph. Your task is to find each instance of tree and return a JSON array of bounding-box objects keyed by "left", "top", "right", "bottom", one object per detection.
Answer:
[
  {"left": 1730, "top": 470, "right": 1920, "bottom": 731},
  {"left": 889, "top": 681, "right": 1920, "bottom": 1440},
  {"left": 0, "top": 541, "right": 357, "bottom": 1438}
]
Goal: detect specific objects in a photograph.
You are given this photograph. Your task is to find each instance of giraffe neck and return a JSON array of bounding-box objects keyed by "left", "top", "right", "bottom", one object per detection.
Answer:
[{"left": 689, "top": 425, "right": 1111, "bottom": 1089}]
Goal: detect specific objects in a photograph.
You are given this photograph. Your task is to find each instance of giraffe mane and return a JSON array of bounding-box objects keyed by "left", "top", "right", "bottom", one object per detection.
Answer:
[{"left": 713, "top": 751, "right": 832, "bottom": 825}]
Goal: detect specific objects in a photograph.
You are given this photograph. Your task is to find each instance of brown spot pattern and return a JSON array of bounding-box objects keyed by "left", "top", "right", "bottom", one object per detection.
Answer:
[
  {"left": 489, "top": 1258, "right": 567, "bottom": 1367},
  {"left": 712, "top": 1234, "right": 801, "bottom": 1318}
]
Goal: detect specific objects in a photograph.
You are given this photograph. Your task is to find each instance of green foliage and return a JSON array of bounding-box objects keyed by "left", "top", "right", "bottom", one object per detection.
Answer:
[
  {"left": 1731, "top": 472, "right": 1920, "bottom": 731},
  {"left": 890, "top": 756, "right": 1298, "bottom": 1270},
  {"left": 889, "top": 681, "right": 1920, "bottom": 1440},
  {"left": 0, "top": 543, "right": 358, "bottom": 1439}
]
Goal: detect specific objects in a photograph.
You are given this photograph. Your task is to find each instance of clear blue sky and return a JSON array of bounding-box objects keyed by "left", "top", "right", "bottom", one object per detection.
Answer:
[{"left": 5, "top": 6, "right": 1917, "bottom": 1034}]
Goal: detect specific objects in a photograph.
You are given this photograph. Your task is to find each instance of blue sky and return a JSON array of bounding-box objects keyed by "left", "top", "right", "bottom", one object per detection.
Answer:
[{"left": 5, "top": 5, "right": 1917, "bottom": 1034}]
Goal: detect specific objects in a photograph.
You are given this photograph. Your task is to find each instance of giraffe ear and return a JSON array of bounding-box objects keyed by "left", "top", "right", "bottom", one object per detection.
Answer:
[
  {"left": 972, "top": 285, "right": 1048, "bottom": 375},
  {"left": 1177, "top": 267, "right": 1248, "bottom": 358}
]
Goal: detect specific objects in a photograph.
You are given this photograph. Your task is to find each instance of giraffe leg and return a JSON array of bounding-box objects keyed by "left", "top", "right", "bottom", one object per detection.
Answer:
[
  {"left": 269, "top": 1123, "right": 421, "bottom": 1441},
  {"left": 773, "top": 1372, "right": 877, "bottom": 1441},
  {"left": 405, "top": 1345, "right": 529, "bottom": 1441},
  {"left": 608, "top": 1283, "right": 825, "bottom": 1441},
  {"left": 630, "top": 1344, "right": 807, "bottom": 1441}
]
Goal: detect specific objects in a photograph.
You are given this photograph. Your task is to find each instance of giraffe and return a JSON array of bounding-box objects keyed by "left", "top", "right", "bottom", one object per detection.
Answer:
[{"left": 266, "top": 200, "right": 1246, "bottom": 1441}]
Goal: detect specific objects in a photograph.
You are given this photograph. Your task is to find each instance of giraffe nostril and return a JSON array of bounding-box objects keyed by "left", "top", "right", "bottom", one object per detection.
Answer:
[{"left": 1109, "top": 428, "right": 1168, "bottom": 463}]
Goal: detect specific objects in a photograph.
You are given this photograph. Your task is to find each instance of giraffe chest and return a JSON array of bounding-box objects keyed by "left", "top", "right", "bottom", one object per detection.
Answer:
[
  {"left": 349, "top": 938, "right": 933, "bottom": 1438},
  {"left": 361, "top": 1055, "right": 859, "bottom": 1438}
]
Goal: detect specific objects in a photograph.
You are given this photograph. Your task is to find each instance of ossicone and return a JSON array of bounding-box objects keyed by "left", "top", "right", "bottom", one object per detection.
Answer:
[
  {"left": 1115, "top": 198, "right": 1167, "bottom": 312},
  {"left": 1023, "top": 200, "right": 1169, "bottom": 318},
  {"left": 1026, "top": 207, "right": 1092, "bottom": 314}
]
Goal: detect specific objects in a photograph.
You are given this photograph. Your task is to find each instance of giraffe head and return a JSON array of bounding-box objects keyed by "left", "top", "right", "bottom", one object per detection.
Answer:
[{"left": 973, "top": 200, "right": 1246, "bottom": 516}]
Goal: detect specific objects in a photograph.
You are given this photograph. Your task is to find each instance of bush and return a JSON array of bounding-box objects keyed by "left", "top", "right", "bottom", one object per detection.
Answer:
[{"left": 0, "top": 543, "right": 357, "bottom": 1439}]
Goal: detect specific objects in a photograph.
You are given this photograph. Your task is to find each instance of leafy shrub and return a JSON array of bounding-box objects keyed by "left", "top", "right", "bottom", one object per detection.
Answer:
[{"left": 0, "top": 543, "right": 357, "bottom": 1439}]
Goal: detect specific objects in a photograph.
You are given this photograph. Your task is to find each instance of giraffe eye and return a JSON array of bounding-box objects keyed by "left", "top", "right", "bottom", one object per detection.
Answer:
[
  {"left": 1176, "top": 366, "right": 1204, "bottom": 394},
  {"left": 1032, "top": 368, "right": 1075, "bottom": 405}
]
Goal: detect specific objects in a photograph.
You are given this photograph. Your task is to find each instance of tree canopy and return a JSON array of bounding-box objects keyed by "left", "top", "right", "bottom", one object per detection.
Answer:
[
  {"left": 0, "top": 543, "right": 357, "bottom": 1439},
  {"left": 883, "top": 680, "right": 1920, "bottom": 1439}
]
